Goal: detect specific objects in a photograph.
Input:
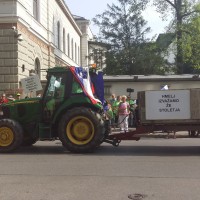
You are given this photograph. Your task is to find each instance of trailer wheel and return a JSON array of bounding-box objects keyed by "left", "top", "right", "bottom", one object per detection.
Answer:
[
  {"left": 0, "top": 119, "right": 23, "bottom": 153},
  {"left": 58, "top": 107, "right": 104, "bottom": 153},
  {"left": 188, "top": 130, "right": 199, "bottom": 138},
  {"left": 22, "top": 137, "right": 38, "bottom": 146}
]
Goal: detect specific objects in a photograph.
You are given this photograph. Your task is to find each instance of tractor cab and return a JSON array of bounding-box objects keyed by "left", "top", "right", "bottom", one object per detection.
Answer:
[
  {"left": 0, "top": 66, "right": 106, "bottom": 153},
  {"left": 41, "top": 66, "right": 104, "bottom": 121}
]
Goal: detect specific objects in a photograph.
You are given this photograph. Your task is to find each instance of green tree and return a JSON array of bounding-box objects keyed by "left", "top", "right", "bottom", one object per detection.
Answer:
[
  {"left": 181, "top": 5, "right": 200, "bottom": 73},
  {"left": 93, "top": 0, "right": 165, "bottom": 75},
  {"left": 152, "top": 0, "right": 200, "bottom": 74}
]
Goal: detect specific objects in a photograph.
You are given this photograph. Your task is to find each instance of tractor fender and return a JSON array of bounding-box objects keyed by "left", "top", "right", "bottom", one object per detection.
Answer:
[{"left": 52, "top": 102, "right": 101, "bottom": 124}]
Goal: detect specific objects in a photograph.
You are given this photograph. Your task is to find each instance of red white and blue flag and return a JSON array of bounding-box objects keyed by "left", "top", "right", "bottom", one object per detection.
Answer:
[{"left": 70, "top": 66, "right": 101, "bottom": 105}]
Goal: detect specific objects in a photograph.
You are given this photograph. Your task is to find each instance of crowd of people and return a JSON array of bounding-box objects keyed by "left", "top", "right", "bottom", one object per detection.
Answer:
[
  {"left": 0, "top": 93, "right": 22, "bottom": 105},
  {"left": 104, "top": 93, "right": 138, "bottom": 133},
  {"left": 0, "top": 93, "right": 9, "bottom": 105},
  {"left": 1, "top": 92, "right": 138, "bottom": 133},
  {"left": 0, "top": 92, "right": 43, "bottom": 105}
]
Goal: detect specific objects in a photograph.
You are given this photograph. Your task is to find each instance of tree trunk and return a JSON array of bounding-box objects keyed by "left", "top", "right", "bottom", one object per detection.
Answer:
[{"left": 176, "top": 0, "right": 184, "bottom": 74}]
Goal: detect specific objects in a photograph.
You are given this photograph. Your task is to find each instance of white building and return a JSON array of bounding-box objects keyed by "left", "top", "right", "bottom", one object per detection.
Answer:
[
  {"left": 0, "top": 0, "right": 91, "bottom": 96},
  {"left": 74, "top": 15, "right": 108, "bottom": 70}
]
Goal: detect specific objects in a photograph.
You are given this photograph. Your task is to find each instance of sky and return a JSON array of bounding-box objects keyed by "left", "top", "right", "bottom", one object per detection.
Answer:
[{"left": 65, "top": 0, "right": 170, "bottom": 39}]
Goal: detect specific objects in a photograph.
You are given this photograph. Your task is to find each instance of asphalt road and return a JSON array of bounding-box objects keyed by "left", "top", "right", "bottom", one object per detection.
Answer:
[{"left": 1, "top": 136, "right": 200, "bottom": 200}]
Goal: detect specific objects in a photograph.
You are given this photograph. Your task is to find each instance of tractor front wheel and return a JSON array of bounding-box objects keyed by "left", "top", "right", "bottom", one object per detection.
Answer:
[
  {"left": 0, "top": 119, "right": 23, "bottom": 152},
  {"left": 59, "top": 107, "right": 104, "bottom": 153}
]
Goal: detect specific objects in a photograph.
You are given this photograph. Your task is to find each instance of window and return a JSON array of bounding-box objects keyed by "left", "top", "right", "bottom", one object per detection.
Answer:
[
  {"left": 72, "top": 78, "right": 83, "bottom": 94},
  {"left": 78, "top": 46, "right": 80, "bottom": 65},
  {"left": 52, "top": 16, "right": 54, "bottom": 33},
  {"left": 71, "top": 38, "right": 74, "bottom": 60},
  {"left": 33, "top": 0, "right": 39, "bottom": 21},
  {"left": 63, "top": 28, "right": 66, "bottom": 53},
  {"left": 75, "top": 43, "right": 77, "bottom": 63},
  {"left": 67, "top": 34, "right": 70, "bottom": 57},
  {"left": 44, "top": 74, "right": 66, "bottom": 116},
  {"left": 35, "top": 58, "right": 40, "bottom": 79},
  {"left": 104, "top": 85, "right": 111, "bottom": 96},
  {"left": 22, "top": 64, "right": 25, "bottom": 72},
  {"left": 57, "top": 21, "right": 60, "bottom": 49}
]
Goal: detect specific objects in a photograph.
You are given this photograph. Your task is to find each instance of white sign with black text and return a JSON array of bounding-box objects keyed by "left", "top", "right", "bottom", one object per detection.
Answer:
[
  {"left": 21, "top": 75, "right": 42, "bottom": 93},
  {"left": 145, "top": 90, "right": 190, "bottom": 120}
]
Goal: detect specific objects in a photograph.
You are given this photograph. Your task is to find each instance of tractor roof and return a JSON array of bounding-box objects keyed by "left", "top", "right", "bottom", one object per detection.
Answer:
[{"left": 47, "top": 66, "right": 72, "bottom": 73}]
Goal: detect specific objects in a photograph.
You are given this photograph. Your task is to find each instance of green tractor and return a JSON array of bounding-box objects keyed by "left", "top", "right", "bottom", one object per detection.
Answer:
[{"left": 0, "top": 66, "right": 108, "bottom": 153}]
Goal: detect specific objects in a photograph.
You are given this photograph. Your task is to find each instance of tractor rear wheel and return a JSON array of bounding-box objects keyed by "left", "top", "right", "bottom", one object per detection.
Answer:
[
  {"left": 0, "top": 119, "right": 23, "bottom": 152},
  {"left": 59, "top": 107, "right": 104, "bottom": 153}
]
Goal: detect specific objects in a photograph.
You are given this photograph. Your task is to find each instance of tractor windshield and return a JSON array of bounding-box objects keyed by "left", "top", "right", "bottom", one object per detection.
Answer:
[
  {"left": 46, "top": 75, "right": 64, "bottom": 98},
  {"left": 43, "top": 74, "right": 66, "bottom": 116}
]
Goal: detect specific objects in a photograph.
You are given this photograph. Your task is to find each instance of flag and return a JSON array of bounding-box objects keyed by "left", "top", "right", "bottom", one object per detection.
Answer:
[
  {"left": 90, "top": 70, "right": 104, "bottom": 104},
  {"left": 161, "top": 85, "right": 169, "bottom": 90},
  {"left": 70, "top": 67, "right": 101, "bottom": 105}
]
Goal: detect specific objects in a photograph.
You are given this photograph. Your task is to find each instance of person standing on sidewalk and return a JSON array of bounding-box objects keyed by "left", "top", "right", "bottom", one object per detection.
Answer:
[
  {"left": 0, "top": 93, "right": 9, "bottom": 105},
  {"left": 112, "top": 95, "right": 121, "bottom": 125},
  {"left": 126, "top": 95, "right": 136, "bottom": 127},
  {"left": 118, "top": 95, "right": 130, "bottom": 133},
  {"left": 109, "top": 93, "right": 116, "bottom": 105}
]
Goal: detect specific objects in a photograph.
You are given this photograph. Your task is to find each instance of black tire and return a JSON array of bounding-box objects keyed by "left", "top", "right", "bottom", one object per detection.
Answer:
[
  {"left": 188, "top": 130, "right": 199, "bottom": 138},
  {"left": 58, "top": 107, "right": 104, "bottom": 153},
  {"left": 22, "top": 137, "right": 37, "bottom": 146},
  {"left": 0, "top": 119, "right": 23, "bottom": 153},
  {"left": 91, "top": 110, "right": 106, "bottom": 145}
]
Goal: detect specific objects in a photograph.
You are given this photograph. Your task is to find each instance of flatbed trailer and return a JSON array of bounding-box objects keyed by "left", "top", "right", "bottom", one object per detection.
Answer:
[{"left": 105, "top": 89, "right": 200, "bottom": 146}]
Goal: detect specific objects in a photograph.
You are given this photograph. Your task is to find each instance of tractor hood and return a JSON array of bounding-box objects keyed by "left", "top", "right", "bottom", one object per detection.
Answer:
[
  {"left": 0, "top": 97, "right": 42, "bottom": 124},
  {"left": 2, "top": 97, "right": 41, "bottom": 106}
]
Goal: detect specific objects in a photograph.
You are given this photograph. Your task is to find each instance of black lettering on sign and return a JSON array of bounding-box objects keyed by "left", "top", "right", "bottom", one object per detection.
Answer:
[
  {"left": 157, "top": 93, "right": 181, "bottom": 113},
  {"left": 159, "top": 108, "right": 180, "bottom": 112}
]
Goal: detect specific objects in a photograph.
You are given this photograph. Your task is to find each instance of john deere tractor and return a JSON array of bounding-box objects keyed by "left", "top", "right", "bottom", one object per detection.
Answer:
[{"left": 0, "top": 66, "right": 107, "bottom": 153}]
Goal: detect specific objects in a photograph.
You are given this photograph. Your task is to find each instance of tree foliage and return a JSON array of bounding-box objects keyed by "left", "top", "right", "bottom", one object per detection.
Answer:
[
  {"left": 181, "top": 4, "right": 200, "bottom": 73},
  {"left": 93, "top": 0, "right": 166, "bottom": 75},
  {"left": 152, "top": 0, "right": 200, "bottom": 74},
  {"left": 104, "top": 42, "right": 167, "bottom": 75}
]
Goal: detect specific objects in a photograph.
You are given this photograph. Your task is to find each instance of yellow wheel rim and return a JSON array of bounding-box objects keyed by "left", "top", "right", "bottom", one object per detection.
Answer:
[
  {"left": 0, "top": 127, "right": 14, "bottom": 147},
  {"left": 66, "top": 116, "right": 95, "bottom": 145}
]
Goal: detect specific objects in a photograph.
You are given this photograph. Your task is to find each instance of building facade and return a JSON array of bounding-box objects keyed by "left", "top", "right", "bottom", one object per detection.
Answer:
[{"left": 0, "top": 0, "right": 83, "bottom": 96}]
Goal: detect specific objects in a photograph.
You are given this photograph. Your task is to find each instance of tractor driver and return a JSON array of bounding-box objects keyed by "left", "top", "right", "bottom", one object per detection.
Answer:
[{"left": 46, "top": 76, "right": 65, "bottom": 116}]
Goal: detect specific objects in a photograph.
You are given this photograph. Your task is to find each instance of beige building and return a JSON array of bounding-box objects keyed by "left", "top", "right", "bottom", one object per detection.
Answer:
[{"left": 0, "top": 0, "right": 97, "bottom": 97}]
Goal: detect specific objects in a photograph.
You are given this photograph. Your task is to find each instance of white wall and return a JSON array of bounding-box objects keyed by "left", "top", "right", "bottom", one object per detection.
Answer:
[{"left": 105, "top": 80, "right": 200, "bottom": 100}]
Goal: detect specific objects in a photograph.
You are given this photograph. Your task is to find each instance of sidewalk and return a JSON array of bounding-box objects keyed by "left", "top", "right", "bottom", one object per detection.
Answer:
[
  {"left": 111, "top": 128, "right": 197, "bottom": 139},
  {"left": 145, "top": 131, "right": 190, "bottom": 139}
]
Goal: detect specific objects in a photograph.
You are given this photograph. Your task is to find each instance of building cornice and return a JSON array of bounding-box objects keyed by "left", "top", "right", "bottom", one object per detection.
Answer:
[
  {"left": 56, "top": 0, "right": 82, "bottom": 36},
  {"left": 103, "top": 75, "right": 200, "bottom": 82}
]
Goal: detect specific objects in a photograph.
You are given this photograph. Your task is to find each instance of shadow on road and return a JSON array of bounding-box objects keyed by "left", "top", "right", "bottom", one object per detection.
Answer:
[
  {"left": 95, "top": 145, "right": 200, "bottom": 156},
  {"left": 10, "top": 143, "right": 70, "bottom": 155},
  {"left": 6, "top": 140, "right": 200, "bottom": 156}
]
